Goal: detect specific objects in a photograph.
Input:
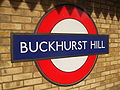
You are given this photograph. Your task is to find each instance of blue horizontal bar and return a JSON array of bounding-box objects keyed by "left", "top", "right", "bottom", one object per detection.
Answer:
[{"left": 11, "top": 34, "right": 109, "bottom": 62}]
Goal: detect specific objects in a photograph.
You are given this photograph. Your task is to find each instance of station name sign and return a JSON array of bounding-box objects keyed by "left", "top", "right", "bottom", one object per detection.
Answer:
[
  {"left": 11, "top": 4, "right": 109, "bottom": 86},
  {"left": 11, "top": 34, "right": 108, "bottom": 62}
]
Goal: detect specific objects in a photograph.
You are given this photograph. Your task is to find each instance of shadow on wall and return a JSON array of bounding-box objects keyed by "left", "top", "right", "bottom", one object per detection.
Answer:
[{"left": 0, "top": 0, "right": 120, "bottom": 20}]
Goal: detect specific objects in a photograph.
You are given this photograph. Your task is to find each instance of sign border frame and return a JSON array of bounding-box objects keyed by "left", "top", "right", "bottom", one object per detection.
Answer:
[{"left": 33, "top": 4, "right": 105, "bottom": 86}]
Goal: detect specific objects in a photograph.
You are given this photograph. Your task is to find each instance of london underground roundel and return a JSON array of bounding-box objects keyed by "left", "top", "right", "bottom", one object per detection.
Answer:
[{"left": 35, "top": 5, "right": 97, "bottom": 86}]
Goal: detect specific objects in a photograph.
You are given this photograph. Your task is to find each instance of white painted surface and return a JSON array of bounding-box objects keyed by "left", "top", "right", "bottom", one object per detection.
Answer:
[{"left": 51, "top": 19, "right": 88, "bottom": 72}]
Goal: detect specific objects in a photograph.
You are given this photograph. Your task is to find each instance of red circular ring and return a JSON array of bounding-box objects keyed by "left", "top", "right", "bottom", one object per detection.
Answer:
[{"left": 35, "top": 5, "right": 97, "bottom": 86}]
